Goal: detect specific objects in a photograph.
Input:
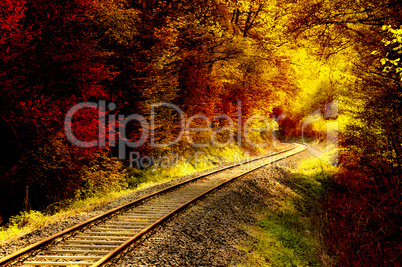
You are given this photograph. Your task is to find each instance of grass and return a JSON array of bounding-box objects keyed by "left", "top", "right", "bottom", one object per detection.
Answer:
[{"left": 234, "top": 157, "right": 337, "bottom": 267}]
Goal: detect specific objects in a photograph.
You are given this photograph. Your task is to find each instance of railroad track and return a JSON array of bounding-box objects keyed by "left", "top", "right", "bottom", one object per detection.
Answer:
[{"left": 0, "top": 143, "right": 307, "bottom": 267}]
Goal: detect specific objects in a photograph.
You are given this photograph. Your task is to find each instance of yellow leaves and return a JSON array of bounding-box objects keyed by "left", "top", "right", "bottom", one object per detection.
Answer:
[
  {"left": 77, "top": 149, "right": 125, "bottom": 198},
  {"left": 89, "top": 0, "right": 140, "bottom": 46},
  {"left": 379, "top": 26, "right": 402, "bottom": 80},
  {"left": 392, "top": 58, "right": 400, "bottom": 65}
]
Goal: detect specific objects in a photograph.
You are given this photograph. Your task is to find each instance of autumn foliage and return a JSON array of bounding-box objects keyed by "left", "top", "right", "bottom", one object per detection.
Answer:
[{"left": 0, "top": 0, "right": 401, "bottom": 265}]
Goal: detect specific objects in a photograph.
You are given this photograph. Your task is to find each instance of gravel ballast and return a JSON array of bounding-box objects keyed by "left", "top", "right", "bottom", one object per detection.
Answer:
[{"left": 114, "top": 150, "right": 313, "bottom": 266}]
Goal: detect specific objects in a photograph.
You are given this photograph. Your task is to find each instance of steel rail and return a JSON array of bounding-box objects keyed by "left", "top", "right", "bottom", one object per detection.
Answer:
[{"left": 0, "top": 144, "right": 305, "bottom": 266}]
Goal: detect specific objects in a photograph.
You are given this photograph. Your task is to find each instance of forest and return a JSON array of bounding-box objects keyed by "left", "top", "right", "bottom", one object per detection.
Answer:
[{"left": 0, "top": 0, "right": 401, "bottom": 265}]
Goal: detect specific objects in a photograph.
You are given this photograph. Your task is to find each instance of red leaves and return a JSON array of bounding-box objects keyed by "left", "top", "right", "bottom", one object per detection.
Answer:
[
  {"left": 326, "top": 167, "right": 402, "bottom": 266},
  {"left": 0, "top": 0, "right": 26, "bottom": 39}
]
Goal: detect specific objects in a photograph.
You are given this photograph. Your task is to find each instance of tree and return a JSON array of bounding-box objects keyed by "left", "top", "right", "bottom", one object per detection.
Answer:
[{"left": 0, "top": 0, "right": 117, "bottom": 219}]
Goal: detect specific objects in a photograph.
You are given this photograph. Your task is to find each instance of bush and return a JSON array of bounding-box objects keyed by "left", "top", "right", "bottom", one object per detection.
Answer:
[
  {"left": 327, "top": 168, "right": 402, "bottom": 266},
  {"left": 76, "top": 150, "right": 126, "bottom": 199},
  {"left": 9, "top": 210, "right": 46, "bottom": 228}
]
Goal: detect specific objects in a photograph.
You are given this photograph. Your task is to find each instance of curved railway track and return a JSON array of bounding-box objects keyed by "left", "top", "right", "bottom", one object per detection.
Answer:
[{"left": 0, "top": 143, "right": 307, "bottom": 267}]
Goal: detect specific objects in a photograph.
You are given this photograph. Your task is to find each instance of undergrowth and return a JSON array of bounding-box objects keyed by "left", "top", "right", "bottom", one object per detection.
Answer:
[{"left": 235, "top": 157, "right": 337, "bottom": 267}]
